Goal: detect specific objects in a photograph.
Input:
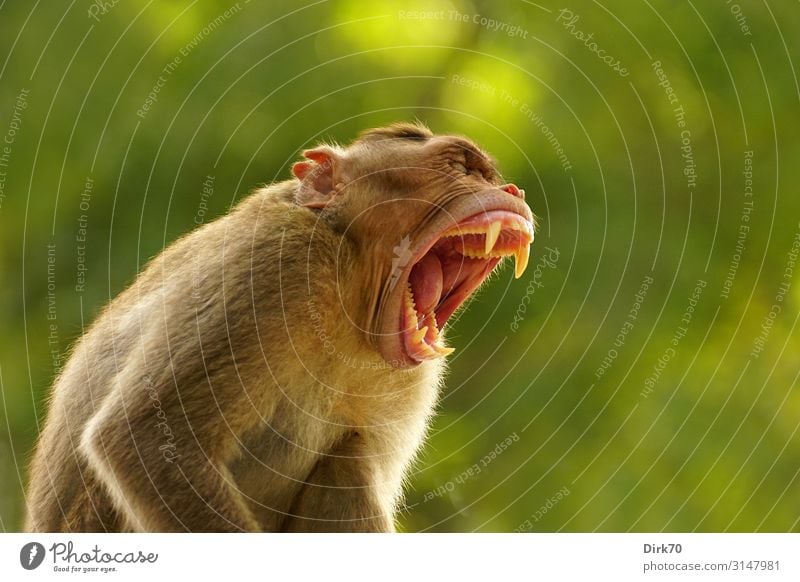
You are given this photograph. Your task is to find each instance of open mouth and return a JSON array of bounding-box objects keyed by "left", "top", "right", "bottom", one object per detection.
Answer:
[{"left": 400, "top": 209, "right": 534, "bottom": 363}]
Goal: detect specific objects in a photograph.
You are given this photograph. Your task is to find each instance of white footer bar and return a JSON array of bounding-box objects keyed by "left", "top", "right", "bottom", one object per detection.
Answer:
[{"left": 1, "top": 533, "right": 797, "bottom": 581}]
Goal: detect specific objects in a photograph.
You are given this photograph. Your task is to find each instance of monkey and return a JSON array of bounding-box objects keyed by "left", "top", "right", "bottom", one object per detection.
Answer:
[{"left": 24, "top": 122, "right": 534, "bottom": 532}]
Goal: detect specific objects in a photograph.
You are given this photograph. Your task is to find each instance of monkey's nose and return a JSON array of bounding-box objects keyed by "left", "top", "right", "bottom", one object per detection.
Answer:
[{"left": 500, "top": 183, "right": 525, "bottom": 199}]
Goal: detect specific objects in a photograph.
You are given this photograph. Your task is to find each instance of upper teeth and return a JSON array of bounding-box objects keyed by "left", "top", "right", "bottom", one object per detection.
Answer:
[
  {"left": 441, "top": 218, "right": 533, "bottom": 278},
  {"left": 485, "top": 221, "right": 502, "bottom": 254},
  {"left": 515, "top": 243, "right": 530, "bottom": 279}
]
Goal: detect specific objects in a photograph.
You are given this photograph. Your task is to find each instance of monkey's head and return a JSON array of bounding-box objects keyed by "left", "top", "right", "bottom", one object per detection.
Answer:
[{"left": 292, "top": 123, "right": 534, "bottom": 368}]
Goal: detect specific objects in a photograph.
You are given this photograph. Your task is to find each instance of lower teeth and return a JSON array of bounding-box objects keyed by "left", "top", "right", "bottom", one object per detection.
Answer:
[{"left": 404, "top": 284, "right": 450, "bottom": 359}]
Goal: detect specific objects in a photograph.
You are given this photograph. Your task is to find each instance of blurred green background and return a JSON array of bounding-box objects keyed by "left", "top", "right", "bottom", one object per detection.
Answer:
[{"left": 1, "top": 0, "right": 799, "bottom": 532}]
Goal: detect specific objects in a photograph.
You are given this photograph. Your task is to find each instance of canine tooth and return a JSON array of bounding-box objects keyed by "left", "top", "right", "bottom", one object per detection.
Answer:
[
  {"left": 514, "top": 243, "right": 530, "bottom": 279},
  {"left": 410, "top": 341, "right": 439, "bottom": 361},
  {"left": 433, "top": 344, "right": 455, "bottom": 357},
  {"left": 485, "top": 221, "right": 502, "bottom": 254},
  {"left": 425, "top": 312, "right": 439, "bottom": 338}
]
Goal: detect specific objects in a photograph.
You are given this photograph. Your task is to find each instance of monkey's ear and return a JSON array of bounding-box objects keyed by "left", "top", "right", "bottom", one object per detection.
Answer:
[{"left": 292, "top": 147, "right": 346, "bottom": 209}]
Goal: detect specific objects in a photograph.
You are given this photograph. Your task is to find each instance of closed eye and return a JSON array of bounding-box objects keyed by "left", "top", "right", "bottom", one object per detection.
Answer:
[{"left": 451, "top": 161, "right": 468, "bottom": 174}]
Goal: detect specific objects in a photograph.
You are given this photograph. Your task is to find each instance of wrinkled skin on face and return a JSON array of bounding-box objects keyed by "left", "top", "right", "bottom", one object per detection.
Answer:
[{"left": 292, "top": 123, "right": 534, "bottom": 367}]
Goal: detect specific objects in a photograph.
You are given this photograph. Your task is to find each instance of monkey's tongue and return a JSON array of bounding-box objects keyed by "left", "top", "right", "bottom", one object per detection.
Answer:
[
  {"left": 407, "top": 253, "right": 443, "bottom": 315},
  {"left": 399, "top": 209, "right": 534, "bottom": 364},
  {"left": 403, "top": 253, "right": 455, "bottom": 361},
  {"left": 403, "top": 242, "right": 500, "bottom": 362},
  {"left": 402, "top": 282, "right": 453, "bottom": 361}
]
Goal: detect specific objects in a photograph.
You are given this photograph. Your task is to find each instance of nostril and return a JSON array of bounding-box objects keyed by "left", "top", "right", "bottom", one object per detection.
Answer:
[{"left": 501, "top": 183, "right": 525, "bottom": 199}]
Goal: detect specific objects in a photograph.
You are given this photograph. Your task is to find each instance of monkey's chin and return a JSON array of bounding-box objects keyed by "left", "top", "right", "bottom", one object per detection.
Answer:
[{"left": 395, "top": 208, "right": 534, "bottom": 365}]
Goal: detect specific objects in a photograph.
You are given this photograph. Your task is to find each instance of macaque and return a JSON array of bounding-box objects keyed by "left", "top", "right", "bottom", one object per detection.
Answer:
[{"left": 24, "top": 123, "right": 534, "bottom": 532}]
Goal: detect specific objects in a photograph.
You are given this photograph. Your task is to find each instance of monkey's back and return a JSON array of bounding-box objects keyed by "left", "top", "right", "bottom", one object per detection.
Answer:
[{"left": 24, "top": 186, "right": 295, "bottom": 531}]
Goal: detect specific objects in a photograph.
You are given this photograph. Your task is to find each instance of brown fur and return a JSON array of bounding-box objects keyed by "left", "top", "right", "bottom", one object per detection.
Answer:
[{"left": 24, "top": 123, "right": 507, "bottom": 532}]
